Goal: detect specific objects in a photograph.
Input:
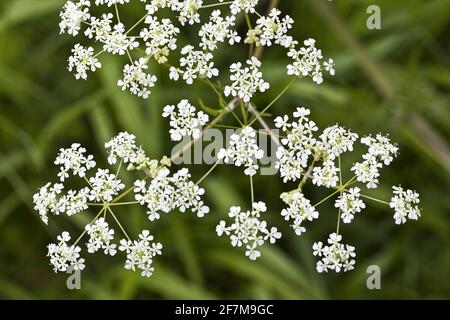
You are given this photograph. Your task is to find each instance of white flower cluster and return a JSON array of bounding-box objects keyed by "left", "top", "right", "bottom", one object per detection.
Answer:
[
  {"left": 33, "top": 183, "right": 89, "bottom": 224},
  {"left": 48, "top": 231, "right": 85, "bottom": 273},
  {"left": 88, "top": 169, "right": 125, "bottom": 202},
  {"left": 117, "top": 58, "right": 157, "bottom": 99},
  {"left": 141, "top": 16, "right": 180, "bottom": 64},
  {"left": 225, "top": 0, "right": 259, "bottom": 15},
  {"left": 34, "top": 132, "right": 178, "bottom": 277},
  {"left": 281, "top": 191, "right": 319, "bottom": 236},
  {"left": 313, "top": 233, "right": 356, "bottom": 273},
  {"left": 68, "top": 44, "right": 102, "bottom": 80},
  {"left": 104, "top": 131, "right": 159, "bottom": 172},
  {"left": 272, "top": 107, "right": 421, "bottom": 272},
  {"left": 224, "top": 57, "right": 270, "bottom": 103},
  {"left": 119, "top": 230, "right": 163, "bottom": 277},
  {"left": 105, "top": 131, "right": 142, "bottom": 165},
  {"left": 312, "top": 160, "right": 339, "bottom": 188},
  {"left": 170, "top": 46, "right": 219, "bottom": 84},
  {"left": 60, "top": 0, "right": 91, "bottom": 36},
  {"left": 351, "top": 134, "right": 398, "bottom": 188},
  {"left": 218, "top": 126, "right": 264, "bottom": 176},
  {"left": 200, "top": 10, "right": 240, "bottom": 51},
  {"left": 60, "top": 0, "right": 334, "bottom": 99},
  {"left": 54, "top": 143, "right": 96, "bottom": 182},
  {"left": 335, "top": 187, "right": 366, "bottom": 224},
  {"left": 318, "top": 125, "right": 358, "bottom": 160},
  {"left": 216, "top": 202, "right": 281, "bottom": 260},
  {"left": 162, "top": 99, "right": 209, "bottom": 141},
  {"left": 246, "top": 9, "right": 294, "bottom": 48},
  {"left": 134, "top": 168, "right": 210, "bottom": 221},
  {"left": 287, "top": 38, "right": 335, "bottom": 84},
  {"left": 390, "top": 186, "right": 421, "bottom": 225},
  {"left": 103, "top": 23, "right": 139, "bottom": 55},
  {"left": 275, "top": 107, "right": 318, "bottom": 182},
  {"left": 85, "top": 217, "right": 117, "bottom": 255}
]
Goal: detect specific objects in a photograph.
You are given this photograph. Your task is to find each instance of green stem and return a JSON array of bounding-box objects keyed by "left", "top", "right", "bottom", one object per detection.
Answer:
[
  {"left": 114, "top": 4, "right": 121, "bottom": 23},
  {"left": 360, "top": 194, "right": 390, "bottom": 205},
  {"left": 313, "top": 189, "right": 340, "bottom": 208},
  {"left": 250, "top": 175, "right": 255, "bottom": 205},
  {"left": 196, "top": 160, "right": 221, "bottom": 185},
  {"left": 73, "top": 207, "right": 105, "bottom": 246},
  {"left": 248, "top": 77, "right": 297, "bottom": 127},
  {"left": 109, "top": 201, "right": 140, "bottom": 206},
  {"left": 126, "top": 14, "right": 148, "bottom": 35},
  {"left": 108, "top": 206, "right": 131, "bottom": 241},
  {"left": 115, "top": 159, "right": 123, "bottom": 177},
  {"left": 200, "top": 1, "right": 233, "bottom": 9}
]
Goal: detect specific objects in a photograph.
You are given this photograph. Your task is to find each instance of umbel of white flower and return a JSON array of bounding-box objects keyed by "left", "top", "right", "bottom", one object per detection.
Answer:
[
  {"left": 59, "top": 0, "right": 335, "bottom": 99},
  {"left": 275, "top": 107, "right": 318, "bottom": 183},
  {"left": 162, "top": 99, "right": 209, "bottom": 141},
  {"left": 335, "top": 187, "right": 366, "bottom": 224},
  {"left": 313, "top": 233, "right": 356, "bottom": 273},
  {"left": 246, "top": 8, "right": 294, "bottom": 48},
  {"left": 390, "top": 186, "right": 421, "bottom": 225},
  {"left": 119, "top": 230, "right": 163, "bottom": 278},
  {"left": 271, "top": 107, "right": 421, "bottom": 272},
  {"left": 224, "top": 56, "right": 270, "bottom": 103},
  {"left": 218, "top": 126, "right": 264, "bottom": 176},
  {"left": 117, "top": 58, "right": 157, "bottom": 99},
  {"left": 216, "top": 202, "right": 282, "bottom": 260},
  {"left": 281, "top": 191, "right": 319, "bottom": 236},
  {"left": 47, "top": 231, "right": 85, "bottom": 273},
  {"left": 33, "top": 131, "right": 208, "bottom": 278},
  {"left": 134, "top": 167, "right": 210, "bottom": 221},
  {"left": 85, "top": 217, "right": 117, "bottom": 255}
]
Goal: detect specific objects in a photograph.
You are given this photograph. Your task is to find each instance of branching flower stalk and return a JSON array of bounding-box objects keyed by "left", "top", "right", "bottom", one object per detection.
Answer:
[{"left": 34, "top": 0, "right": 422, "bottom": 278}]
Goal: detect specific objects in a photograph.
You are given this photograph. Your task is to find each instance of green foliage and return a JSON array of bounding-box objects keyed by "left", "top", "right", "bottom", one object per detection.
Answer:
[{"left": 0, "top": 0, "right": 449, "bottom": 299}]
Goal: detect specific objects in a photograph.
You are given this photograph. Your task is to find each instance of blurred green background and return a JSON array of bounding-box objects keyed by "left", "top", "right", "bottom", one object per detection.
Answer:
[{"left": 0, "top": 0, "right": 449, "bottom": 299}]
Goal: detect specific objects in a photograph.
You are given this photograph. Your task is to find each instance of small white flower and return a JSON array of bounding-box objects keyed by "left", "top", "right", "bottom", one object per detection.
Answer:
[
  {"left": 85, "top": 13, "right": 113, "bottom": 41},
  {"left": 85, "top": 217, "right": 117, "bottom": 256},
  {"left": 33, "top": 183, "right": 64, "bottom": 224},
  {"left": 95, "top": 0, "right": 130, "bottom": 7},
  {"left": 174, "top": 0, "right": 203, "bottom": 26},
  {"left": 141, "top": 16, "right": 180, "bottom": 64},
  {"left": 313, "top": 233, "right": 356, "bottom": 273},
  {"left": 59, "top": 0, "right": 91, "bottom": 36},
  {"left": 88, "top": 169, "right": 125, "bottom": 202},
  {"left": 217, "top": 202, "right": 281, "bottom": 260},
  {"left": 218, "top": 127, "right": 264, "bottom": 176},
  {"left": 335, "top": 187, "right": 366, "bottom": 224},
  {"left": 318, "top": 125, "right": 358, "bottom": 160},
  {"left": 68, "top": 44, "right": 102, "bottom": 80},
  {"left": 312, "top": 160, "right": 339, "bottom": 188},
  {"left": 352, "top": 134, "right": 398, "bottom": 188},
  {"left": 119, "top": 230, "right": 162, "bottom": 278},
  {"left": 225, "top": 0, "right": 259, "bottom": 15},
  {"left": 162, "top": 99, "right": 209, "bottom": 141},
  {"left": 172, "top": 45, "right": 219, "bottom": 85},
  {"left": 224, "top": 56, "right": 269, "bottom": 103},
  {"left": 199, "top": 10, "right": 240, "bottom": 51},
  {"left": 281, "top": 191, "right": 319, "bottom": 236},
  {"left": 117, "top": 58, "right": 157, "bottom": 99},
  {"left": 245, "top": 9, "right": 294, "bottom": 48},
  {"left": 362, "top": 134, "right": 399, "bottom": 166},
  {"left": 54, "top": 143, "right": 96, "bottom": 182},
  {"left": 134, "top": 167, "right": 209, "bottom": 220},
  {"left": 103, "top": 23, "right": 139, "bottom": 55},
  {"left": 47, "top": 231, "right": 85, "bottom": 273},
  {"left": 275, "top": 107, "right": 317, "bottom": 182},
  {"left": 390, "top": 186, "right": 421, "bottom": 225},
  {"left": 287, "top": 38, "right": 334, "bottom": 84}
]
